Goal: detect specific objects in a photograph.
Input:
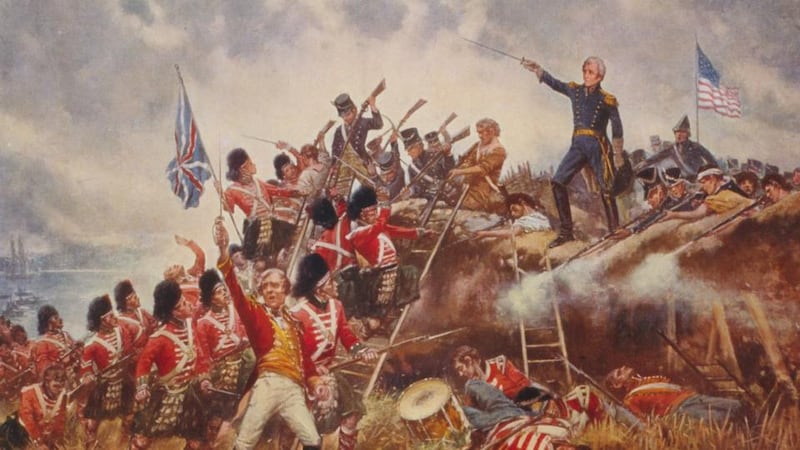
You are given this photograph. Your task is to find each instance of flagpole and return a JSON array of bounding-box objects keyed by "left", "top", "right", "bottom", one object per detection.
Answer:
[
  {"left": 694, "top": 37, "right": 700, "bottom": 142},
  {"left": 175, "top": 64, "right": 243, "bottom": 241}
]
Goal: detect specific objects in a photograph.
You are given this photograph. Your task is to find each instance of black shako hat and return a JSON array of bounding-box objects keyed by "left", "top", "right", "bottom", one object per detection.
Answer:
[
  {"left": 401, "top": 128, "right": 423, "bottom": 150},
  {"left": 333, "top": 93, "right": 356, "bottom": 116},
  {"left": 347, "top": 186, "right": 378, "bottom": 220},
  {"left": 424, "top": 131, "right": 441, "bottom": 146},
  {"left": 376, "top": 151, "right": 396, "bottom": 171},
  {"left": 636, "top": 166, "right": 662, "bottom": 200},
  {"left": 663, "top": 167, "right": 686, "bottom": 186}
]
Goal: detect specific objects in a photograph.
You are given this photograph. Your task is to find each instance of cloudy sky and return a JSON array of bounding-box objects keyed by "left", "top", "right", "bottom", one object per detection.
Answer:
[{"left": 1, "top": 0, "right": 798, "bottom": 260}]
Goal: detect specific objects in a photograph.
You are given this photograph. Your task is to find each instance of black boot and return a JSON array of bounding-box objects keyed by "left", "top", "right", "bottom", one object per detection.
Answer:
[
  {"left": 548, "top": 181, "right": 575, "bottom": 248},
  {"left": 601, "top": 194, "right": 620, "bottom": 232}
]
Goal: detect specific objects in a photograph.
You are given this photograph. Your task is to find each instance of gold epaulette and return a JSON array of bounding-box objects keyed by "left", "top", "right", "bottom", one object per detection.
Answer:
[
  {"left": 600, "top": 89, "right": 618, "bottom": 107},
  {"left": 568, "top": 81, "right": 579, "bottom": 89}
]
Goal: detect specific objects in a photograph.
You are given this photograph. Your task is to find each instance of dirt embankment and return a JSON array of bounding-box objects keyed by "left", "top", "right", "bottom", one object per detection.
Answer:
[{"left": 388, "top": 193, "right": 800, "bottom": 391}]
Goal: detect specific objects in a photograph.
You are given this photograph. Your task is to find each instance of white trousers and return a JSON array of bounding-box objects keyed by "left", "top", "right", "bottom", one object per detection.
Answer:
[{"left": 234, "top": 372, "right": 320, "bottom": 449}]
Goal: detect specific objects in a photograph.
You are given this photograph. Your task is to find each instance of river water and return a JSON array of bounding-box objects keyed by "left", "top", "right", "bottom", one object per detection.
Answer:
[{"left": 0, "top": 269, "right": 162, "bottom": 340}]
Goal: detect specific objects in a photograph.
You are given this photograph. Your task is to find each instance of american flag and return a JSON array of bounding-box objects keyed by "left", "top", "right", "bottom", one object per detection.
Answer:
[
  {"left": 166, "top": 76, "right": 212, "bottom": 209},
  {"left": 697, "top": 45, "right": 741, "bottom": 118}
]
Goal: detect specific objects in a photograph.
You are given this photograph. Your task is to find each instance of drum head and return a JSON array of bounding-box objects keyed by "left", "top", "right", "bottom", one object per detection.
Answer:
[{"left": 396, "top": 378, "right": 452, "bottom": 421}]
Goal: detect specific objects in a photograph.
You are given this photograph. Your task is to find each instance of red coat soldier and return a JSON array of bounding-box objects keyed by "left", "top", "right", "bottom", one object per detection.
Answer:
[
  {"left": 290, "top": 253, "right": 377, "bottom": 450},
  {"left": 18, "top": 364, "right": 68, "bottom": 450},
  {"left": 213, "top": 217, "right": 323, "bottom": 450},
  {"left": 114, "top": 279, "right": 158, "bottom": 355},
  {"left": 30, "top": 305, "right": 80, "bottom": 383},
  {"left": 131, "top": 280, "right": 212, "bottom": 450},
  {"left": 196, "top": 268, "right": 252, "bottom": 429},
  {"left": 79, "top": 295, "right": 137, "bottom": 447}
]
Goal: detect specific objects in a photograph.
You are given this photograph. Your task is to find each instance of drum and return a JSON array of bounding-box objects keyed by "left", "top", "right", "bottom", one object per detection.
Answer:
[{"left": 396, "top": 378, "right": 465, "bottom": 441}]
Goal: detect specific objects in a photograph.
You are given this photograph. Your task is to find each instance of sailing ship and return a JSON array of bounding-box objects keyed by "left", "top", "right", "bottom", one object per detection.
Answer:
[{"left": 5, "top": 235, "right": 33, "bottom": 279}]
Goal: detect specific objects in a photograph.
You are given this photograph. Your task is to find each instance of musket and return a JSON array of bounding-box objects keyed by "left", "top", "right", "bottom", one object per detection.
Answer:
[
  {"left": 380, "top": 98, "right": 428, "bottom": 152},
  {"left": 552, "top": 354, "right": 626, "bottom": 408},
  {"left": 676, "top": 194, "right": 768, "bottom": 252},
  {"left": 460, "top": 36, "right": 524, "bottom": 62},
  {"left": 67, "top": 353, "right": 135, "bottom": 399},
  {"left": 313, "top": 120, "right": 337, "bottom": 148},
  {"left": 327, "top": 327, "right": 468, "bottom": 371},
  {"left": 438, "top": 112, "right": 457, "bottom": 134},
  {"left": 208, "top": 386, "right": 242, "bottom": 399},
  {"left": 655, "top": 329, "right": 723, "bottom": 392},
  {"left": 561, "top": 190, "right": 703, "bottom": 265},
  {"left": 326, "top": 78, "right": 386, "bottom": 189},
  {"left": 242, "top": 134, "right": 278, "bottom": 146},
  {"left": 442, "top": 218, "right": 509, "bottom": 249},
  {"left": 401, "top": 126, "right": 471, "bottom": 210},
  {"left": 0, "top": 366, "right": 32, "bottom": 389},
  {"left": 554, "top": 354, "right": 644, "bottom": 431}
]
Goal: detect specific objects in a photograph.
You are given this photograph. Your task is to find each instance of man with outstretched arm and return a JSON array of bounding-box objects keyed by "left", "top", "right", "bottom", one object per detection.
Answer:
[
  {"left": 522, "top": 56, "right": 625, "bottom": 247},
  {"left": 213, "top": 217, "right": 325, "bottom": 450}
]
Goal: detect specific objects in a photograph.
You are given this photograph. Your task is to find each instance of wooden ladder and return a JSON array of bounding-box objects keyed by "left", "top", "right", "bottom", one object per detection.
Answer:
[{"left": 519, "top": 248, "right": 571, "bottom": 386}]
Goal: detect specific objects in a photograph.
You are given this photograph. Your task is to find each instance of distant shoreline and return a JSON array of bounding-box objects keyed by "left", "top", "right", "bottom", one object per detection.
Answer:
[{"left": 35, "top": 269, "right": 127, "bottom": 274}]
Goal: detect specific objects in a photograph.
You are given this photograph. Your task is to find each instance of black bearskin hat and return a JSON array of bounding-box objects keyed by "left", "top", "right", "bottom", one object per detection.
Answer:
[
  {"left": 226, "top": 148, "right": 250, "bottom": 182},
  {"left": 199, "top": 269, "right": 223, "bottom": 308},
  {"left": 153, "top": 280, "right": 183, "bottom": 323},
  {"left": 274, "top": 153, "right": 292, "bottom": 180},
  {"left": 113, "top": 279, "right": 135, "bottom": 311},
  {"left": 37, "top": 305, "right": 59, "bottom": 336},
  {"left": 311, "top": 197, "right": 339, "bottom": 230},
  {"left": 87, "top": 295, "right": 113, "bottom": 332},
  {"left": 292, "top": 253, "right": 330, "bottom": 299},
  {"left": 347, "top": 186, "right": 378, "bottom": 220}
]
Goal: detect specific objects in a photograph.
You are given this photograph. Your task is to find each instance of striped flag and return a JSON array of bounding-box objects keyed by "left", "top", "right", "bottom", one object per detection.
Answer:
[
  {"left": 697, "top": 45, "right": 741, "bottom": 118},
  {"left": 166, "top": 74, "right": 212, "bottom": 208}
]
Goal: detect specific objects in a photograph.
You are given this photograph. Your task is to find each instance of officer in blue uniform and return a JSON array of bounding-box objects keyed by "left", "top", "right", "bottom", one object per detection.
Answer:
[{"left": 523, "top": 57, "right": 625, "bottom": 248}]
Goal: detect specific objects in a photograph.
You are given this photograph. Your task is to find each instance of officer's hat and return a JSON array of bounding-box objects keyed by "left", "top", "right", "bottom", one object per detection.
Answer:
[
  {"left": 333, "top": 93, "right": 356, "bottom": 116},
  {"left": 401, "top": 128, "right": 423, "bottom": 150},
  {"left": 672, "top": 115, "right": 691, "bottom": 132}
]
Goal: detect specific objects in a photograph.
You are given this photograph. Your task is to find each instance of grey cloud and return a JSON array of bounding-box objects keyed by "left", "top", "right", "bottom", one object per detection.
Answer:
[{"left": 341, "top": 0, "right": 408, "bottom": 39}]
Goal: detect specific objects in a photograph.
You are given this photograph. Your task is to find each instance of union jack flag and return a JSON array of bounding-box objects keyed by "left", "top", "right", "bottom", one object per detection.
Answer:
[{"left": 166, "top": 78, "right": 212, "bottom": 208}]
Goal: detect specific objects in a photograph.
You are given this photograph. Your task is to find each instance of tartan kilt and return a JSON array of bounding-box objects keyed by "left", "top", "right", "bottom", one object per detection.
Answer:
[
  {"left": 133, "top": 382, "right": 207, "bottom": 440},
  {"left": 83, "top": 375, "right": 134, "bottom": 420},
  {"left": 243, "top": 217, "right": 296, "bottom": 261},
  {"left": 314, "top": 372, "right": 365, "bottom": 435},
  {"left": 207, "top": 355, "right": 245, "bottom": 420},
  {"left": 355, "top": 264, "right": 420, "bottom": 318}
]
